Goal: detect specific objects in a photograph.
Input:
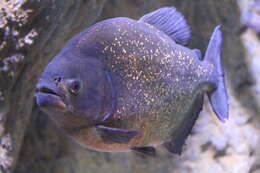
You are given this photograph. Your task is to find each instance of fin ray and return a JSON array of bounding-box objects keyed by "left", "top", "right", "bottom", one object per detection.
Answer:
[
  {"left": 139, "top": 7, "right": 191, "bottom": 45},
  {"left": 205, "top": 25, "right": 229, "bottom": 122}
]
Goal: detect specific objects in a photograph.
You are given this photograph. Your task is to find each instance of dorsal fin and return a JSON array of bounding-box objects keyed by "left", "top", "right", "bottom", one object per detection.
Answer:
[{"left": 139, "top": 7, "right": 191, "bottom": 46}]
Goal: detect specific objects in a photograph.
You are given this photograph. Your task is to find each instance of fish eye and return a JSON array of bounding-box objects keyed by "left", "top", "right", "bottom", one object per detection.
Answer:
[{"left": 68, "top": 79, "right": 82, "bottom": 95}]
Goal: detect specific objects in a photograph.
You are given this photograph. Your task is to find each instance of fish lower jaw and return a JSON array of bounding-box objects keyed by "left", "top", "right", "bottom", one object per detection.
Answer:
[{"left": 35, "top": 92, "right": 67, "bottom": 112}]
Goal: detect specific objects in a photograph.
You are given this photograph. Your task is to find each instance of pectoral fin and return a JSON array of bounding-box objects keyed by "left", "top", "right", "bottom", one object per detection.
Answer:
[{"left": 96, "top": 125, "right": 139, "bottom": 144}]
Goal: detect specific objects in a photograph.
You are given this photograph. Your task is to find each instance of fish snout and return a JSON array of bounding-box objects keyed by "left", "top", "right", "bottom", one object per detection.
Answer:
[
  {"left": 35, "top": 77, "right": 63, "bottom": 95},
  {"left": 35, "top": 81, "right": 66, "bottom": 111}
]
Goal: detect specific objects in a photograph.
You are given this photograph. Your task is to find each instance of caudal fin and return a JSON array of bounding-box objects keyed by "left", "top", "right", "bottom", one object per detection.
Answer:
[{"left": 204, "top": 25, "right": 229, "bottom": 122}]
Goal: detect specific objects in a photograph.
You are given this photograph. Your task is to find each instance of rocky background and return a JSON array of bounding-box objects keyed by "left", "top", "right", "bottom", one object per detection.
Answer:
[{"left": 0, "top": 0, "right": 260, "bottom": 173}]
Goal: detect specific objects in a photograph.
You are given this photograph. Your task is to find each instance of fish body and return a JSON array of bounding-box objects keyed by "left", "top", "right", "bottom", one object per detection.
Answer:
[{"left": 35, "top": 7, "right": 228, "bottom": 155}]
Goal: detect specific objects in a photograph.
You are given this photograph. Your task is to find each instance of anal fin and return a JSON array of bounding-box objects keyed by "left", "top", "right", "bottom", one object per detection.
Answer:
[{"left": 164, "top": 94, "right": 204, "bottom": 154}]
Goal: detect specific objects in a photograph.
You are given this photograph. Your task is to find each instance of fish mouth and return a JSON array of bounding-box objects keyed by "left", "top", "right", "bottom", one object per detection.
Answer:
[
  {"left": 35, "top": 85, "right": 66, "bottom": 112},
  {"left": 36, "top": 86, "right": 60, "bottom": 96}
]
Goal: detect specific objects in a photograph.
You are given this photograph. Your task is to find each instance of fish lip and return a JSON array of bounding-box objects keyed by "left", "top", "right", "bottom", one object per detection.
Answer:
[
  {"left": 35, "top": 85, "right": 61, "bottom": 97},
  {"left": 34, "top": 92, "right": 67, "bottom": 112}
]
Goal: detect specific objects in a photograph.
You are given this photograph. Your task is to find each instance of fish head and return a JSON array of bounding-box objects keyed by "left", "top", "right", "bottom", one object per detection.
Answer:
[{"left": 35, "top": 53, "right": 113, "bottom": 129}]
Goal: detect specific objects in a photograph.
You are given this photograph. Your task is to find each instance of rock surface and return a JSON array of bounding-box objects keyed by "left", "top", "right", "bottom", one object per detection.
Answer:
[
  {"left": 0, "top": 0, "right": 259, "bottom": 173},
  {"left": 0, "top": 0, "right": 107, "bottom": 172}
]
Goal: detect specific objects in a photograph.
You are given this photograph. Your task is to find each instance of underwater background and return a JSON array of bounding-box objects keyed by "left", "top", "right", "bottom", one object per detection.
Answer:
[{"left": 0, "top": 0, "right": 260, "bottom": 173}]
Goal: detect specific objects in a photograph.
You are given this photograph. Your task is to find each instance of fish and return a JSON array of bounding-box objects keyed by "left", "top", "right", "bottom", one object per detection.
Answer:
[{"left": 35, "top": 7, "right": 229, "bottom": 156}]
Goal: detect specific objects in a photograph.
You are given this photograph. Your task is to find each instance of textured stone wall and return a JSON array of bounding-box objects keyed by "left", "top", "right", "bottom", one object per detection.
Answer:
[
  {"left": 0, "top": 0, "right": 107, "bottom": 172},
  {"left": 0, "top": 0, "right": 259, "bottom": 173}
]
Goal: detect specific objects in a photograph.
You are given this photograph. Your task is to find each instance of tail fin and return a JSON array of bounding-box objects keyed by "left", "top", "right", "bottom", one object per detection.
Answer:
[{"left": 204, "top": 25, "right": 229, "bottom": 122}]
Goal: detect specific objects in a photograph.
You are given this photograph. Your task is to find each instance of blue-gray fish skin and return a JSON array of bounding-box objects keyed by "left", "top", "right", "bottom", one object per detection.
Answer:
[{"left": 35, "top": 7, "right": 228, "bottom": 156}]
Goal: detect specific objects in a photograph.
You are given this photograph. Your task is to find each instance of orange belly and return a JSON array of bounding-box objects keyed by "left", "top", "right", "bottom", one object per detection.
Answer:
[{"left": 72, "top": 127, "right": 162, "bottom": 152}]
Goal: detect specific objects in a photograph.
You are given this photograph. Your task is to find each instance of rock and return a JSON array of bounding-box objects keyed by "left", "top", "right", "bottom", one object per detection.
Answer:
[
  {"left": 240, "top": 0, "right": 260, "bottom": 33},
  {"left": 0, "top": 0, "right": 107, "bottom": 172}
]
